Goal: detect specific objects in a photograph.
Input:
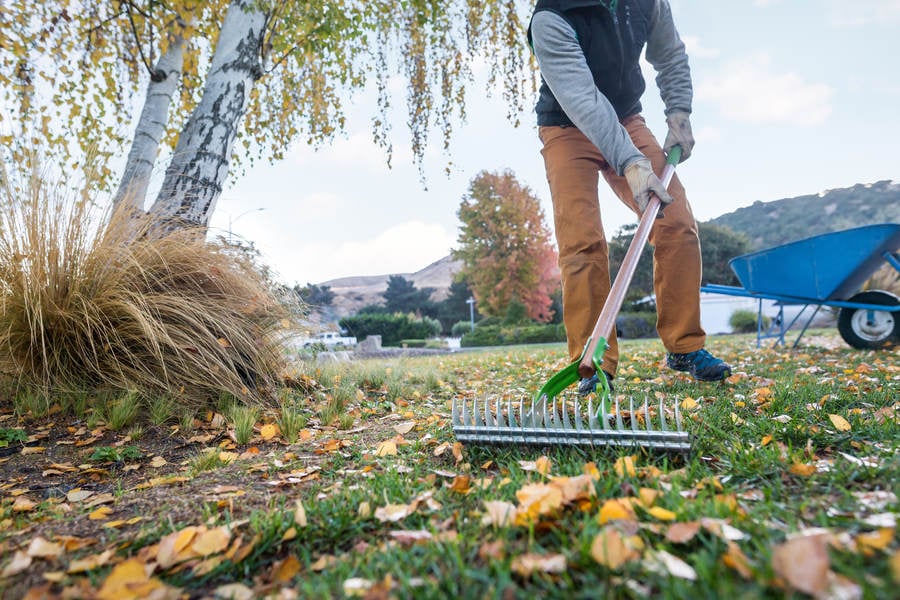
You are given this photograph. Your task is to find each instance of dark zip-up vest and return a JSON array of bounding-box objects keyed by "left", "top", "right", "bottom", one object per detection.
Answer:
[{"left": 528, "top": 0, "right": 654, "bottom": 125}]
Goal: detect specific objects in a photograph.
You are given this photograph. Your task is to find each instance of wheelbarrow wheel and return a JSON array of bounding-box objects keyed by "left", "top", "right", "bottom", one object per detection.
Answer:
[{"left": 837, "top": 290, "right": 900, "bottom": 349}]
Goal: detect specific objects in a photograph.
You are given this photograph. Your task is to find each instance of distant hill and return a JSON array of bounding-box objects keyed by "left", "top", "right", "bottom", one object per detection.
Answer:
[
  {"left": 709, "top": 179, "right": 899, "bottom": 249},
  {"left": 318, "top": 179, "right": 899, "bottom": 319},
  {"left": 319, "top": 255, "right": 461, "bottom": 318}
]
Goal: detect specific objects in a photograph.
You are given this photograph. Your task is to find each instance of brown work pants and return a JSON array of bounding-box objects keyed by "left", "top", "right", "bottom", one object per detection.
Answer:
[{"left": 539, "top": 114, "right": 706, "bottom": 376}]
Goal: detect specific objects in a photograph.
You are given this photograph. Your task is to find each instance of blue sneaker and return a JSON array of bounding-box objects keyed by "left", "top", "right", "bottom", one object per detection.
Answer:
[
  {"left": 578, "top": 371, "right": 615, "bottom": 396},
  {"left": 666, "top": 349, "right": 731, "bottom": 381}
]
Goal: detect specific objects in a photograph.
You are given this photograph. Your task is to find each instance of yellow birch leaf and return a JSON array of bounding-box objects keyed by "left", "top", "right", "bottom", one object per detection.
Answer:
[
  {"left": 294, "top": 499, "right": 307, "bottom": 527},
  {"left": 614, "top": 455, "right": 637, "bottom": 478},
  {"left": 590, "top": 527, "right": 639, "bottom": 570},
  {"left": 96, "top": 558, "right": 166, "bottom": 600},
  {"left": 722, "top": 542, "right": 753, "bottom": 579},
  {"left": 598, "top": 499, "right": 636, "bottom": 524},
  {"left": 789, "top": 463, "right": 817, "bottom": 477},
  {"left": 535, "top": 455, "right": 552, "bottom": 476},
  {"left": 271, "top": 555, "right": 301, "bottom": 583},
  {"left": 681, "top": 397, "right": 698, "bottom": 410},
  {"left": 358, "top": 501, "right": 371, "bottom": 518},
  {"left": 856, "top": 528, "right": 894, "bottom": 554},
  {"left": 637, "top": 488, "right": 659, "bottom": 507},
  {"left": 88, "top": 506, "right": 113, "bottom": 520},
  {"left": 890, "top": 549, "right": 900, "bottom": 582},
  {"left": 190, "top": 527, "right": 231, "bottom": 557},
  {"left": 647, "top": 506, "right": 677, "bottom": 521},
  {"left": 828, "top": 414, "right": 852, "bottom": 432},
  {"left": 67, "top": 549, "right": 114, "bottom": 574},
  {"left": 259, "top": 423, "right": 279, "bottom": 441},
  {"left": 375, "top": 440, "right": 398, "bottom": 457},
  {"left": 481, "top": 501, "right": 516, "bottom": 528}
]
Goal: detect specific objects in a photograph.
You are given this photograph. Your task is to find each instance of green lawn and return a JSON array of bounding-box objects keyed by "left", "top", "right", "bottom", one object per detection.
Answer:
[{"left": 1, "top": 332, "right": 898, "bottom": 598}]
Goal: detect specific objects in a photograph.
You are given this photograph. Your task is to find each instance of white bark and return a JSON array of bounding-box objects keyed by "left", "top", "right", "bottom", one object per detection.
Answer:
[
  {"left": 148, "top": 0, "right": 268, "bottom": 230},
  {"left": 113, "top": 33, "right": 185, "bottom": 211}
]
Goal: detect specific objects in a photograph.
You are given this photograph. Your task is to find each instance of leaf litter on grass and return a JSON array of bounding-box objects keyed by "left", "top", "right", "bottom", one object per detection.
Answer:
[{"left": 1, "top": 334, "right": 898, "bottom": 597}]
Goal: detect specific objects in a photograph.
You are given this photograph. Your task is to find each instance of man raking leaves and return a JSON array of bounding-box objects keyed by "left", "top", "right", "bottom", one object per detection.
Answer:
[{"left": 453, "top": 0, "right": 729, "bottom": 454}]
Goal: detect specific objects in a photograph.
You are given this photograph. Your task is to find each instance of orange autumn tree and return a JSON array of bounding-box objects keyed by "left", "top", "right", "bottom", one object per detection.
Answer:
[{"left": 454, "top": 170, "right": 559, "bottom": 322}]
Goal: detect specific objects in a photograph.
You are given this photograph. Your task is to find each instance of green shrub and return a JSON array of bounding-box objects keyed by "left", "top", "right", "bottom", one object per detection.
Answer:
[
  {"left": 615, "top": 312, "right": 657, "bottom": 339},
  {"left": 729, "top": 309, "right": 770, "bottom": 333},
  {"left": 339, "top": 313, "right": 441, "bottom": 346},
  {"left": 450, "top": 321, "right": 473, "bottom": 337},
  {"left": 460, "top": 323, "right": 566, "bottom": 347}
]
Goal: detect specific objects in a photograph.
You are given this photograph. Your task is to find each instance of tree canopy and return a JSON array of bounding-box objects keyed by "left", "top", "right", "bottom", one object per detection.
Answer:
[
  {"left": 454, "top": 169, "right": 559, "bottom": 322},
  {"left": 0, "top": 0, "right": 536, "bottom": 226}
]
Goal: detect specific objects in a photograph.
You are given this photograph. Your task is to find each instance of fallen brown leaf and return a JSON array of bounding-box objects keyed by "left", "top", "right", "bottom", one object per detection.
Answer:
[
  {"left": 771, "top": 534, "right": 830, "bottom": 596},
  {"left": 510, "top": 552, "right": 567, "bottom": 577}
]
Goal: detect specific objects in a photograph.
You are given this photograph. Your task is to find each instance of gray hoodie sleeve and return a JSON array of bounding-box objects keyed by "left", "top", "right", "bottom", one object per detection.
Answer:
[
  {"left": 530, "top": 11, "right": 644, "bottom": 176},
  {"left": 645, "top": 0, "right": 692, "bottom": 115}
]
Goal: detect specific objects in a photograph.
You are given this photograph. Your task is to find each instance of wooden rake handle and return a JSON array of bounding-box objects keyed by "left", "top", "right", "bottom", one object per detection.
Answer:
[{"left": 578, "top": 148, "right": 681, "bottom": 378}]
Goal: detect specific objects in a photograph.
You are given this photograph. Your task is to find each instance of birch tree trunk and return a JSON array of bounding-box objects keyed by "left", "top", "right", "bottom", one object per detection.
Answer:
[
  {"left": 148, "top": 0, "right": 268, "bottom": 231},
  {"left": 112, "top": 32, "right": 186, "bottom": 211}
]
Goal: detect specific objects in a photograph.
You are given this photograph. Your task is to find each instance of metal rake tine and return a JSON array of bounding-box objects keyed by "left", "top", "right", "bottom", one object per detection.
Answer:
[
  {"left": 643, "top": 397, "right": 651, "bottom": 431},
  {"left": 495, "top": 396, "right": 505, "bottom": 428},
  {"left": 674, "top": 395, "right": 684, "bottom": 431},
  {"left": 507, "top": 397, "right": 517, "bottom": 428},
  {"left": 562, "top": 395, "right": 572, "bottom": 430},
  {"left": 601, "top": 396, "right": 610, "bottom": 430},
  {"left": 659, "top": 396, "right": 668, "bottom": 432},
  {"left": 472, "top": 396, "right": 482, "bottom": 427},
  {"left": 544, "top": 397, "right": 553, "bottom": 429},
  {"left": 615, "top": 398, "right": 625, "bottom": 432},
  {"left": 630, "top": 397, "right": 638, "bottom": 434},
  {"left": 574, "top": 397, "right": 583, "bottom": 431},
  {"left": 587, "top": 397, "right": 597, "bottom": 429},
  {"left": 451, "top": 397, "right": 459, "bottom": 427}
]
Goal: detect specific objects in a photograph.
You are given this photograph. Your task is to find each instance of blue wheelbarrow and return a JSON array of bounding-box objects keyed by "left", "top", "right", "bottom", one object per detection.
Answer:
[{"left": 701, "top": 223, "right": 900, "bottom": 349}]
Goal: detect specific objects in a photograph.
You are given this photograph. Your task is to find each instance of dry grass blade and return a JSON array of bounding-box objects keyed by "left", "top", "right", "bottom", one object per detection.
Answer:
[{"left": 0, "top": 159, "right": 295, "bottom": 409}]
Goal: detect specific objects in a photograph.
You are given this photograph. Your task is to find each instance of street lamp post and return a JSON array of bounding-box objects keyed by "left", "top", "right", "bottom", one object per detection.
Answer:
[
  {"left": 227, "top": 207, "right": 265, "bottom": 244},
  {"left": 466, "top": 297, "right": 476, "bottom": 332}
]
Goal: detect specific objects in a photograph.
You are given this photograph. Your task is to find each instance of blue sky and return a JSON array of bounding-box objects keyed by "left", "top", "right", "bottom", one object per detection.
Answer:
[{"left": 209, "top": 0, "right": 900, "bottom": 286}]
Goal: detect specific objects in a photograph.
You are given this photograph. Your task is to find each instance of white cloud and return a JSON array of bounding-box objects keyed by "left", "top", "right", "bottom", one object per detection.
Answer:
[
  {"left": 292, "top": 131, "right": 412, "bottom": 171},
  {"left": 827, "top": 0, "right": 900, "bottom": 27},
  {"left": 696, "top": 54, "right": 833, "bottom": 126},
  {"left": 752, "top": 0, "right": 782, "bottom": 7},
  {"left": 681, "top": 36, "right": 719, "bottom": 59},
  {"left": 254, "top": 220, "right": 457, "bottom": 284},
  {"left": 694, "top": 126, "right": 722, "bottom": 144}
]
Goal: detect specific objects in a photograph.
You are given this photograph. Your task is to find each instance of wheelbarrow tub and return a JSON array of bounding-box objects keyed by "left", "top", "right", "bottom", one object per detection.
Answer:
[{"left": 729, "top": 223, "right": 900, "bottom": 302}]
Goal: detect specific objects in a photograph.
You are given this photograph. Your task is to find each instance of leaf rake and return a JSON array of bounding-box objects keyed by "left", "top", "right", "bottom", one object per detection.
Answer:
[{"left": 452, "top": 147, "right": 691, "bottom": 454}]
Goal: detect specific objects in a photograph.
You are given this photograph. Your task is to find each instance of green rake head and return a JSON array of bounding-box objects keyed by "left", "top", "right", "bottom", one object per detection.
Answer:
[{"left": 451, "top": 335, "right": 692, "bottom": 454}]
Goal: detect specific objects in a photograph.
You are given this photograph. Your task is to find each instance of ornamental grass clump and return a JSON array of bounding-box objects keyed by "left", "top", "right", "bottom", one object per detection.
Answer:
[{"left": 0, "top": 163, "right": 292, "bottom": 409}]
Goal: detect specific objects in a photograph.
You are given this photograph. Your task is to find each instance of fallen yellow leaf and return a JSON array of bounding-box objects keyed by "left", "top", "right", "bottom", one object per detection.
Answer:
[
  {"left": 890, "top": 549, "right": 900, "bottom": 582},
  {"left": 614, "top": 455, "right": 637, "bottom": 478},
  {"left": 646, "top": 506, "right": 677, "bottom": 521},
  {"left": 67, "top": 549, "right": 114, "bottom": 574},
  {"left": 481, "top": 501, "right": 516, "bottom": 528},
  {"left": 294, "top": 499, "right": 307, "bottom": 527},
  {"left": 597, "top": 499, "right": 636, "bottom": 524},
  {"left": 722, "top": 542, "right": 753, "bottom": 580},
  {"left": 259, "top": 423, "right": 279, "bottom": 441},
  {"left": 190, "top": 527, "right": 231, "bottom": 557},
  {"left": 590, "top": 527, "right": 640, "bottom": 570},
  {"left": 96, "top": 558, "right": 168, "bottom": 600},
  {"left": 374, "top": 440, "right": 398, "bottom": 457},
  {"left": 88, "top": 506, "right": 114, "bottom": 520},
  {"left": 856, "top": 528, "right": 894, "bottom": 554},
  {"left": 828, "top": 414, "right": 852, "bottom": 432},
  {"left": 789, "top": 463, "right": 817, "bottom": 477},
  {"left": 270, "top": 555, "right": 301, "bottom": 583}
]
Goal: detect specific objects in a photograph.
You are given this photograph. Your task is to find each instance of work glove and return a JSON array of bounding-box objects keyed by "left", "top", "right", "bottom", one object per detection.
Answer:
[
  {"left": 624, "top": 158, "right": 673, "bottom": 214},
  {"left": 663, "top": 111, "right": 694, "bottom": 162}
]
